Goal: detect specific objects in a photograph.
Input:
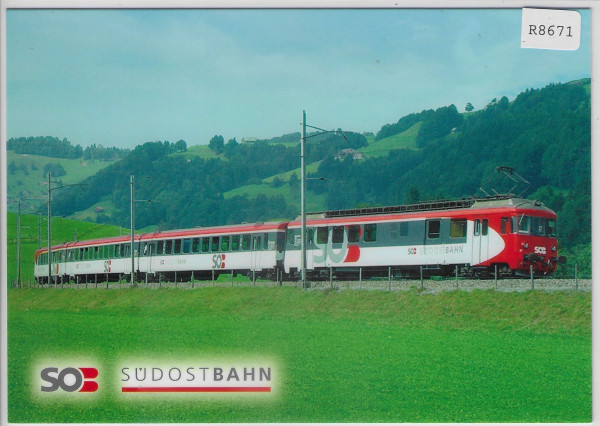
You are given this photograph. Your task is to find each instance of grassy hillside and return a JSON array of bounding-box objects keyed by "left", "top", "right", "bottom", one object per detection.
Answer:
[
  {"left": 6, "top": 150, "right": 115, "bottom": 213},
  {"left": 7, "top": 287, "right": 591, "bottom": 423},
  {"left": 169, "top": 144, "right": 221, "bottom": 160},
  {"left": 6, "top": 212, "right": 125, "bottom": 284},
  {"left": 360, "top": 121, "right": 421, "bottom": 157},
  {"left": 223, "top": 161, "right": 327, "bottom": 212},
  {"left": 223, "top": 121, "right": 422, "bottom": 206}
]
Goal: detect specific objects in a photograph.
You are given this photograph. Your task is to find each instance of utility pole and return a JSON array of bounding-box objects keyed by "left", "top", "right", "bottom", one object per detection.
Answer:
[
  {"left": 46, "top": 172, "right": 86, "bottom": 286},
  {"left": 301, "top": 110, "right": 307, "bottom": 289},
  {"left": 48, "top": 172, "right": 52, "bottom": 285},
  {"left": 17, "top": 200, "right": 21, "bottom": 287},
  {"left": 38, "top": 213, "right": 41, "bottom": 249},
  {"left": 299, "top": 111, "right": 346, "bottom": 289},
  {"left": 130, "top": 175, "right": 135, "bottom": 286}
]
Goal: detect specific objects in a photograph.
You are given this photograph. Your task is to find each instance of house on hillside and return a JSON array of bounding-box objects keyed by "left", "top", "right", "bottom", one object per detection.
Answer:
[{"left": 335, "top": 148, "right": 364, "bottom": 161}]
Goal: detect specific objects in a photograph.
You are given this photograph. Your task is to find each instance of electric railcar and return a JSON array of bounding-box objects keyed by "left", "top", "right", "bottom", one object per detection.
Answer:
[{"left": 34, "top": 196, "right": 561, "bottom": 284}]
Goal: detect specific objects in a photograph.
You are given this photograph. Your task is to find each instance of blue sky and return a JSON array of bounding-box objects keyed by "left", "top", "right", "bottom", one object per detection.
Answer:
[{"left": 6, "top": 8, "right": 591, "bottom": 148}]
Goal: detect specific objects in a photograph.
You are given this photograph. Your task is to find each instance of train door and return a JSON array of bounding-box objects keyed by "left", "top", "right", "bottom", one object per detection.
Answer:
[
  {"left": 471, "top": 219, "right": 481, "bottom": 265},
  {"left": 480, "top": 219, "right": 489, "bottom": 262},
  {"left": 471, "top": 219, "right": 489, "bottom": 265},
  {"left": 306, "top": 228, "right": 314, "bottom": 270},
  {"left": 251, "top": 235, "right": 262, "bottom": 272}
]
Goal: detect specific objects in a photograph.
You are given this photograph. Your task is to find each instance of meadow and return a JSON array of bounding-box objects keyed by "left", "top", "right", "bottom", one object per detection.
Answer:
[{"left": 7, "top": 286, "right": 591, "bottom": 423}]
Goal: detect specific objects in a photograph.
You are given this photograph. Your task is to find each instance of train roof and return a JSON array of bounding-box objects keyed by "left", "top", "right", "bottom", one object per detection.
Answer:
[
  {"left": 288, "top": 196, "right": 555, "bottom": 226},
  {"left": 35, "top": 221, "right": 289, "bottom": 255}
]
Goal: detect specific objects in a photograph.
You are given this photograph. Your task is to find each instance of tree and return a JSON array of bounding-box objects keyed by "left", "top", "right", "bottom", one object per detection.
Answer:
[
  {"left": 175, "top": 139, "right": 187, "bottom": 152},
  {"left": 272, "top": 176, "right": 283, "bottom": 188},
  {"left": 405, "top": 186, "right": 420, "bottom": 204},
  {"left": 288, "top": 173, "right": 299, "bottom": 193},
  {"left": 465, "top": 102, "right": 474, "bottom": 112},
  {"left": 43, "top": 162, "right": 66, "bottom": 177},
  {"left": 209, "top": 135, "right": 225, "bottom": 154}
]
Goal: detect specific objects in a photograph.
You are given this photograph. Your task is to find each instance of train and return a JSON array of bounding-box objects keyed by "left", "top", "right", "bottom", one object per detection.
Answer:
[{"left": 34, "top": 195, "right": 563, "bottom": 284}]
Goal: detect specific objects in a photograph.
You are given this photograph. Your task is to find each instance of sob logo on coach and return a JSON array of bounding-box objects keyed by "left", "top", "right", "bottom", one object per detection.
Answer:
[{"left": 40, "top": 367, "right": 99, "bottom": 393}]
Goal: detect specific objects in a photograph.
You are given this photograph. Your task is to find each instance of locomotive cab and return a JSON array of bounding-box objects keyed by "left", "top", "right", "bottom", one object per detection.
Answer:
[{"left": 514, "top": 213, "right": 560, "bottom": 275}]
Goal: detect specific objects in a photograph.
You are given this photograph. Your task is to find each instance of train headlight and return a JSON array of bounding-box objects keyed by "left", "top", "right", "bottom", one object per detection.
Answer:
[
  {"left": 523, "top": 243, "right": 529, "bottom": 249},
  {"left": 551, "top": 246, "right": 556, "bottom": 252}
]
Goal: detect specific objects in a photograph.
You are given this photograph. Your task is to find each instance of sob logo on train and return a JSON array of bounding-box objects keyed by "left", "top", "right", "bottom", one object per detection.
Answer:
[
  {"left": 212, "top": 254, "right": 226, "bottom": 269},
  {"left": 40, "top": 367, "right": 99, "bottom": 393}
]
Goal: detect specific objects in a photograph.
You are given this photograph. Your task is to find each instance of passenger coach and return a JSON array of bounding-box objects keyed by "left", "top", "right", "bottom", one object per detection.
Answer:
[{"left": 34, "top": 222, "right": 288, "bottom": 284}]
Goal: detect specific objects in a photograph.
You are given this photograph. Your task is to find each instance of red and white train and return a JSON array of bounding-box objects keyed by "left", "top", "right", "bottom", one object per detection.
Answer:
[{"left": 34, "top": 196, "right": 562, "bottom": 284}]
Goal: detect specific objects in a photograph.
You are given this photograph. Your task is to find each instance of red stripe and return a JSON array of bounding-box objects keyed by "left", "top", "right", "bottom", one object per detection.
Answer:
[
  {"left": 37, "top": 222, "right": 288, "bottom": 253},
  {"left": 121, "top": 386, "right": 271, "bottom": 393},
  {"left": 288, "top": 207, "right": 555, "bottom": 227}
]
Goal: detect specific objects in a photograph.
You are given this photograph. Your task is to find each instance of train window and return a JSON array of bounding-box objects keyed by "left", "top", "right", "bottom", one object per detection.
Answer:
[
  {"left": 547, "top": 220, "right": 556, "bottom": 238},
  {"left": 123, "top": 244, "right": 130, "bottom": 257},
  {"left": 332, "top": 226, "right": 344, "bottom": 244},
  {"left": 201, "top": 237, "right": 210, "bottom": 253},
  {"left": 501, "top": 217, "right": 510, "bottom": 234},
  {"left": 211, "top": 236, "right": 219, "bottom": 252},
  {"left": 221, "top": 236, "right": 230, "bottom": 251},
  {"left": 427, "top": 220, "right": 441, "bottom": 239},
  {"left": 400, "top": 222, "right": 408, "bottom": 237},
  {"left": 242, "top": 235, "right": 251, "bottom": 250},
  {"left": 450, "top": 219, "right": 467, "bottom": 238},
  {"left": 307, "top": 229, "right": 314, "bottom": 245},
  {"left": 174, "top": 239, "right": 182, "bottom": 254},
  {"left": 165, "top": 240, "right": 173, "bottom": 254},
  {"left": 108, "top": 245, "right": 114, "bottom": 258},
  {"left": 232, "top": 235, "right": 240, "bottom": 251},
  {"left": 317, "top": 227, "right": 328, "bottom": 244},
  {"left": 263, "top": 233, "right": 269, "bottom": 250},
  {"left": 94, "top": 246, "right": 100, "bottom": 259},
  {"left": 474, "top": 219, "right": 481, "bottom": 236},
  {"left": 348, "top": 225, "right": 360, "bottom": 243},
  {"left": 182, "top": 239, "right": 191, "bottom": 253},
  {"left": 364, "top": 224, "right": 377, "bottom": 242},
  {"left": 192, "top": 238, "right": 200, "bottom": 253},
  {"left": 254, "top": 236, "right": 262, "bottom": 251},
  {"left": 390, "top": 223, "right": 399, "bottom": 240},
  {"left": 518, "top": 215, "right": 530, "bottom": 234},
  {"left": 157, "top": 241, "right": 164, "bottom": 255},
  {"left": 142, "top": 242, "right": 148, "bottom": 256},
  {"left": 482, "top": 219, "right": 488, "bottom": 236}
]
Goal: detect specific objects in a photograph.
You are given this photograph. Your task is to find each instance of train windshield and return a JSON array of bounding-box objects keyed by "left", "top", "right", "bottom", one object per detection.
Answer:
[{"left": 517, "top": 215, "right": 556, "bottom": 237}]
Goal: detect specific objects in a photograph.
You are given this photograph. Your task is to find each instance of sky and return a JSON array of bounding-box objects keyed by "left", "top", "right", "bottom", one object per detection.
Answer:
[{"left": 5, "top": 8, "right": 592, "bottom": 149}]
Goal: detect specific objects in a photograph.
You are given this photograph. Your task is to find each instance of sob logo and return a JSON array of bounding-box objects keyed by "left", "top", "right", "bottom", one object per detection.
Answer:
[
  {"left": 212, "top": 253, "right": 226, "bottom": 269},
  {"left": 40, "top": 367, "right": 99, "bottom": 393}
]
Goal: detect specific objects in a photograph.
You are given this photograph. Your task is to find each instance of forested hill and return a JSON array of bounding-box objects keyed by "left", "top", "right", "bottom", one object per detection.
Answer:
[{"left": 48, "top": 79, "right": 590, "bottom": 252}]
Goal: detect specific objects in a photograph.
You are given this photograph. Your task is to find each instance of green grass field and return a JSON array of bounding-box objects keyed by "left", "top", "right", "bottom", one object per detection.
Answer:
[{"left": 7, "top": 287, "right": 591, "bottom": 423}]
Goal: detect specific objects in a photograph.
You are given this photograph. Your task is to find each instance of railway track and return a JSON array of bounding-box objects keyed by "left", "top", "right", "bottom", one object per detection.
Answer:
[{"left": 13, "top": 278, "right": 591, "bottom": 293}]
